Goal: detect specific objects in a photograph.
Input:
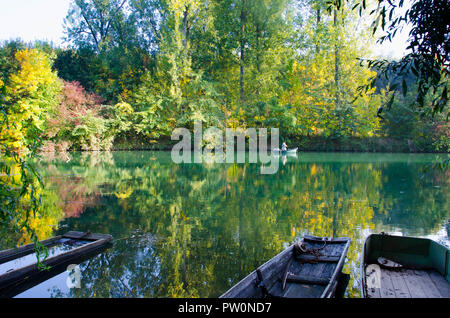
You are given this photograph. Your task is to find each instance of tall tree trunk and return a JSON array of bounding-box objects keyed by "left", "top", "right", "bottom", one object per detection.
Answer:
[
  {"left": 334, "top": 9, "right": 340, "bottom": 109},
  {"left": 182, "top": 6, "right": 190, "bottom": 50},
  {"left": 256, "top": 24, "right": 261, "bottom": 74},
  {"left": 240, "top": 1, "right": 247, "bottom": 106},
  {"left": 315, "top": 8, "right": 321, "bottom": 53}
]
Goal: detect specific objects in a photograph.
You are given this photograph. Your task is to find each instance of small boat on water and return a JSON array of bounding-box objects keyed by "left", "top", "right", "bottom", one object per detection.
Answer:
[
  {"left": 0, "top": 231, "right": 112, "bottom": 296},
  {"left": 273, "top": 147, "right": 298, "bottom": 155},
  {"left": 220, "top": 235, "right": 351, "bottom": 298},
  {"left": 361, "top": 233, "right": 450, "bottom": 298}
]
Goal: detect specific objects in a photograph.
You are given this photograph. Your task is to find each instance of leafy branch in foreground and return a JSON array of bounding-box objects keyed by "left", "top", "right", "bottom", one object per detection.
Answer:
[
  {"left": 0, "top": 108, "right": 50, "bottom": 270},
  {"left": 0, "top": 48, "right": 59, "bottom": 270},
  {"left": 330, "top": 0, "right": 449, "bottom": 118}
]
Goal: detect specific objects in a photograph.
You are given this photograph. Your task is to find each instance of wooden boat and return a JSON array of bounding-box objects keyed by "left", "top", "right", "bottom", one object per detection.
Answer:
[
  {"left": 273, "top": 147, "right": 298, "bottom": 154},
  {"left": 361, "top": 233, "right": 450, "bottom": 298},
  {"left": 220, "top": 235, "right": 351, "bottom": 298},
  {"left": 0, "top": 231, "right": 112, "bottom": 296}
]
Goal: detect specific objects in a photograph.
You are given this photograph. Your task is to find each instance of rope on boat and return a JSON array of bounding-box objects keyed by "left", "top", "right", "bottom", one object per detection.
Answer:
[
  {"left": 293, "top": 240, "right": 327, "bottom": 261},
  {"left": 281, "top": 239, "right": 328, "bottom": 291}
]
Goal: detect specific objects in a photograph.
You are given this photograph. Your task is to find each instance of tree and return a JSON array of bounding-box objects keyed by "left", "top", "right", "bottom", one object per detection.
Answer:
[
  {"left": 64, "top": 0, "right": 128, "bottom": 52},
  {"left": 42, "top": 81, "right": 114, "bottom": 152},
  {"left": 281, "top": 0, "right": 381, "bottom": 139},
  {"left": 0, "top": 45, "right": 61, "bottom": 267},
  {"left": 341, "top": 0, "right": 449, "bottom": 117},
  {"left": 1, "top": 48, "right": 61, "bottom": 151},
  {"left": 197, "top": 0, "right": 295, "bottom": 129},
  {"left": 63, "top": 0, "right": 159, "bottom": 102},
  {"left": 132, "top": 0, "right": 222, "bottom": 131}
]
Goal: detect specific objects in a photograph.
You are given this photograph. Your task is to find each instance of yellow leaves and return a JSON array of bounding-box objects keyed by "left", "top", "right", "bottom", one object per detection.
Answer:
[
  {"left": 310, "top": 164, "right": 317, "bottom": 176},
  {"left": 9, "top": 49, "right": 57, "bottom": 97},
  {"left": 19, "top": 214, "right": 58, "bottom": 245},
  {"left": 1, "top": 48, "right": 60, "bottom": 151},
  {"left": 292, "top": 61, "right": 305, "bottom": 73},
  {"left": 0, "top": 127, "right": 23, "bottom": 150},
  {"left": 254, "top": 115, "right": 265, "bottom": 122},
  {"left": 168, "top": 0, "right": 201, "bottom": 18},
  {"left": 114, "top": 185, "right": 133, "bottom": 200},
  {"left": 114, "top": 101, "right": 134, "bottom": 116}
]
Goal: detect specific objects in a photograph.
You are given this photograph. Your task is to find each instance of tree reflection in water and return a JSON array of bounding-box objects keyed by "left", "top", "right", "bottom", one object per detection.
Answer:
[{"left": 10, "top": 151, "right": 449, "bottom": 298}]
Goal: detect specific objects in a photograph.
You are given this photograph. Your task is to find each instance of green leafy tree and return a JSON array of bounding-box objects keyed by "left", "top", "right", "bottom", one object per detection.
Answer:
[
  {"left": 0, "top": 45, "right": 61, "bottom": 267},
  {"left": 281, "top": 0, "right": 382, "bottom": 139}
]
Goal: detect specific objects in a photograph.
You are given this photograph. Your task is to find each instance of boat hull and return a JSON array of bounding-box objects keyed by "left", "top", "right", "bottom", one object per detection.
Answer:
[
  {"left": 0, "top": 231, "right": 112, "bottom": 297},
  {"left": 273, "top": 147, "right": 298, "bottom": 154},
  {"left": 220, "top": 235, "right": 351, "bottom": 298},
  {"left": 361, "top": 233, "right": 450, "bottom": 298}
]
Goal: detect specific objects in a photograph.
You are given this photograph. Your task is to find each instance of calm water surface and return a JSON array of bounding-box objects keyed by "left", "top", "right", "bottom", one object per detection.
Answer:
[{"left": 11, "top": 151, "right": 450, "bottom": 298}]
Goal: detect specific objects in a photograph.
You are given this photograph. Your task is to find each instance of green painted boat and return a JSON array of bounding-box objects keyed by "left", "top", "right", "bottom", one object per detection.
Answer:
[{"left": 361, "top": 233, "right": 450, "bottom": 298}]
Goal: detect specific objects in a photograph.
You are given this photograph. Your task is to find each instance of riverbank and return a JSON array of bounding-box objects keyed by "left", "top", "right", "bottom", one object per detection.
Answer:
[{"left": 110, "top": 135, "right": 448, "bottom": 153}]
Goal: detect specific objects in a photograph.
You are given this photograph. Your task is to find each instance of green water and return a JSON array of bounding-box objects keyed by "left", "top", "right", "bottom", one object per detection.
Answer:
[{"left": 12, "top": 151, "right": 450, "bottom": 298}]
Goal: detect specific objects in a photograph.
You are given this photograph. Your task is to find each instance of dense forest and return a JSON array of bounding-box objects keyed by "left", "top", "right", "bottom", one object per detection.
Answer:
[
  {"left": 0, "top": 0, "right": 447, "bottom": 155},
  {"left": 0, "top": 0, "right": 448, "bottom": 293}
]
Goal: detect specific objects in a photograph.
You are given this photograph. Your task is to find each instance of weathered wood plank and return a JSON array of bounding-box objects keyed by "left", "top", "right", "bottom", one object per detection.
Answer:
[
  {"left": 427, "top": 270, "right": 450, "bottom": 298},
  {"left": 63, "top": 231, "right": 112, "bottom": 241},
  {"left": 282, "top": 260, "right": 315, "bottom": 296},
  {"left": 309, "top": 261, "right": 327, "bottom": 281},
  {"left": 303, "top": 236, "right": 350, "bottom": 244},
  {"left": 400, "top": 269, "right": 427, "bottom": 298},
  {"left": 283, "top": 282, "right": 323, "bottom": 298},
  {"left": 269, "top": 279, "right": 323, "bottom": 298},
  {"left": 413, "top": 270, "right": 443, "bottom": 298},
  {"left": 320, "top": 239, "right": 350, "bottom": 298},
  {"left": 261, "top": 249, "right": 292, "bottom": 292},
  {"left": 295, "top": 255, "right": 340, "bottom": 263},
  {"left": 335, "top": 272, "right": 350, "bottom": 298},
  {"left": 286, "top": 274, "right": 329, "bottom": 286},
  {"left": 386, "top": 268, "right": 411, "bottom": 298},
  {"left": 379, "top": 269, "right": 396, "bottom": 298}
]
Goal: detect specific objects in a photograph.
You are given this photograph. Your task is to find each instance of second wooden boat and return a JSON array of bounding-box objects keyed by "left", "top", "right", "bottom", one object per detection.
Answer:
[
  {"left": 361, "top": 233, "right": 450, "bottom": 298},
  {"left": 0, "top": 231, "right": 113, "bottom": 296},
  {"left": 273, "top": 147, "right": 298, "bottom": 155},
  {"left": 220, "top": 235, "right": 351, "bottom": 298}
]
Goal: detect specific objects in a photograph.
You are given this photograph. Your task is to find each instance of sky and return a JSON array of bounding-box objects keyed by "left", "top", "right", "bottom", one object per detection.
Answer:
[
  {"left": 0, "top": 0, "right": 411, "bottom": 59},
  {"left": 0, "top": 0, "right": 71, "bottom": 46}
]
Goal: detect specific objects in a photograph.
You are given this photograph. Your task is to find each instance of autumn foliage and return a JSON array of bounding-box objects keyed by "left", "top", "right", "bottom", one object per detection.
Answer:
[{"left": 42, "top": 80, "right": 111, "bottom": 152}]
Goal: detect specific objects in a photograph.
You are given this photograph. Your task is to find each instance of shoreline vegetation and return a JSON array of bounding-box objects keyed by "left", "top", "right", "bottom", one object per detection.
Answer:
[
  {"left": 109, "top": 136, "right": 449, "bottom": 153},
  {"left": 1, "top": 1, "right": 448, "bottom": 159}
]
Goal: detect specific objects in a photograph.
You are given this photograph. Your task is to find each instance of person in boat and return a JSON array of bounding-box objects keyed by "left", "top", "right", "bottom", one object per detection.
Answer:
[{"left": 281, "top": 142, "right": 288, "bottom": 151}]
